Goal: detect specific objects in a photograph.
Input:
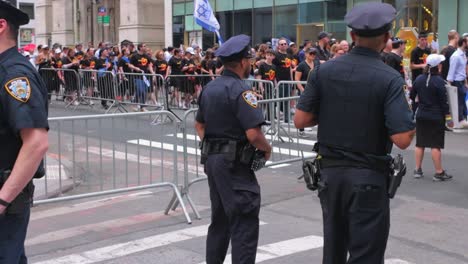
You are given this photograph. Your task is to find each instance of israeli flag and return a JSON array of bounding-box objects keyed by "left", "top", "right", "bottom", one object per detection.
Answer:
[{"left": 194, "top": 0, "right": 224, "bottom": 44}]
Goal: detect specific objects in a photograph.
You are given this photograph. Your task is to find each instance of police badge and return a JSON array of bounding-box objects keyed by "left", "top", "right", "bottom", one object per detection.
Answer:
[
  {"left": 4, "top": 77, "right": 31, "bottom": 103},
  {"left": 242, "top": 90, "right": 258, "bottom": 108}
]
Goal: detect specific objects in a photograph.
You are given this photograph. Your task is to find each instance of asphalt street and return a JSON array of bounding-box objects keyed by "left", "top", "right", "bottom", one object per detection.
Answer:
[{"left": 26, "top": 102, "right": 468, "bottom": 264}]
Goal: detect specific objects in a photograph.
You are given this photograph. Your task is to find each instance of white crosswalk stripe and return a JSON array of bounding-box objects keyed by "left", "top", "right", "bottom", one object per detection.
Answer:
[
  {"left": 127, "top": 138, "right": 315, "bottom": 157},
  {"left": 32, "top": 222, "right": 267, "bottom": 264}
]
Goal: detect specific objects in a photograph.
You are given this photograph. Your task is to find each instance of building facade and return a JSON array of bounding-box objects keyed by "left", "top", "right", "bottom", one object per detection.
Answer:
[
  {"left": 22, "top": 0, "right": 468, "bottom": 50},
  {"left": 27, "top": 0, "right": 168, "bottom": 49},
  {"left": 172, "top": 0, "right": 468, "bottom": 50}
]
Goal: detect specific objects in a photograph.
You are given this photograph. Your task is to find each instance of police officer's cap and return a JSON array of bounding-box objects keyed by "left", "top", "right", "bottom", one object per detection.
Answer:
[
  {"left": 214, "top": 34, "right": 253, "bottom": 63},
  {"left": 0, "top": 0, "right": 30, "bottom": 26},
  {"left": 345, "top": 2, "right": 396, "bottom": 37}
]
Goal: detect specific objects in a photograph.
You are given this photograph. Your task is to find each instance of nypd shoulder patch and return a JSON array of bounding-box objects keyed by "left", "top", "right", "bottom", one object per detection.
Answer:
[
  {"left": 242, "top": 90, "right": 258, "bottom": 108},
  {"left": 4, "top": 77, "right": 31, "bottom": 103}
]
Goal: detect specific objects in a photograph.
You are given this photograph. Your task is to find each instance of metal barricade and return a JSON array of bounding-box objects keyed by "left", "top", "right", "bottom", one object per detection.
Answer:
[
  {"left": 165, "top": 74, "right": 218, "bottom": 111},
  {"left": 114, "top": 72, "right": 166, "bottom": 111},
  {"left": 39, "top": 68, "right": 81, "bottom": 108},
  {"left": 165, "top": 108, "right": 204, "bottom": 219},
  {"left": 168, "top": 93, "right": 316, "bottom": 219},
  {"left": 35, "top": 111, "right": 193, "bottom": 224},
  {"left": 258, "top": 96, "right": 316, "bottom": 166},
  {"left": 79, "top": 69, "right": 121, "bottom": 113}
]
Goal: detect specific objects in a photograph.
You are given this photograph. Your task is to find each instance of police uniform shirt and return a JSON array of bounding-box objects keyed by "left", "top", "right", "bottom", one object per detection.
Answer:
[
  {"left": 297, "top": 47, "right": 415, "bottom": 160},
  {"left": 273, "top": 52, "right": 292, "bottom": 81},
  {"left": 0, "top": 47, "right": 49, "bottom": 168},
  {"left": 257, "top": 62, "right": 277, "bottom": 81},
  {"left": 410, "top": 46, "right": 431, "bottom": 81},
  {"left": 386, "top": 52, "right": 405, "bottom": 79},
  {"left": 195, "top": 69, "right": 265, "bottom": 140},
  {"left": 168, "top": 56, "right": 183, "bottom": 75},
  {"left": 154, "top": 59, "right": 168, "bottom": 76},
  {"left": 130, "top": 53, "right": 152, "bottom": 74}
]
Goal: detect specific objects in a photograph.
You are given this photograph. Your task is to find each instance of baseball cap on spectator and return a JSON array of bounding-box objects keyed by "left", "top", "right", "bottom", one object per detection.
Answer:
[
  {"left": 289, "top": 42, "right": 296, "bottom": 47},
  {"left": 463, "top": 33, "right": 468, "bottom": 38},
  {"left": 307, "top": 47, "right": 318, "bottom": 55},
  {"left": 186, "top": 47, "right": 196, "bottom": 55},
  {"left": 426, "top": 54, "right": 445, "bottom": 68},
  {"left": 55, "top": 48, "right": 62, "bottom": 54},
  {"left": 42, "top": 45, "right": 49, "bottom": 49},
  {"left": 318, "top": 31, "right": 331, "bottom": 40},
  {"left": 23, "top": 51, "right": 30, "bottom": 57}
]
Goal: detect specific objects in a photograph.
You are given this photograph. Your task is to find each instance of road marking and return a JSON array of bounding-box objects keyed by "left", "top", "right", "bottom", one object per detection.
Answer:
[
  {"left": 31, "top": 191, "right": 154, "bottom": 221},
  {"left": 197, "top": 235, "right": 323, "bottom": 264},
  {"left": 83, "top": 146, "right": 205, "bottom": 176},
  {"left": 172, "top": 132, "right": 317, "bottom": 147},
  {"left": 28, "top": 207, "right": 207, "bottom": 246},
  {"left": 385, "top": 259, "right": 413, "bottom": 264},
  {"left": 268, "top": 163, "right": 291, "bottom": 169},
  {"left": 129, "top": 138, "right": 314, "bottom": 157},
  {"left": 33, "top": 222, "right": 267, "bottom": 264}
]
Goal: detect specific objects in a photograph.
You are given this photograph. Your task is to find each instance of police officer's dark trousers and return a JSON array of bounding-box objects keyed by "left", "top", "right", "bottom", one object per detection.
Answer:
[
  {"left": 318, "top": 167, "right": 390, "bottom": 264},
  {"left": 0, "top": 204, "right": 30, "bottom": 264},
  {"left": 204, "top": 154, "right": 261, "bottom": 264}
]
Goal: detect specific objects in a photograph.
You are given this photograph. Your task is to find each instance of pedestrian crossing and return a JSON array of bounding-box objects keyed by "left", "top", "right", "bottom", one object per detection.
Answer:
[
  {"left": 126, "top": 131, "right": 317, "bottom": 169},
  {"left": 28, "top": 192, "right": 415, "bottom": 264}
]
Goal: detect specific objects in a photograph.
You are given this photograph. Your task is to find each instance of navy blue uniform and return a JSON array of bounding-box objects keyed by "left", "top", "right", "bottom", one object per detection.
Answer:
[
  {"left": 297, "top": 3, "right": 415, "bottom": 263},
  {"left": 0, "top": 46, "right": 49, "bottom": 263},
  {"left": 196, "top": 69, "right": 265, "bottom": 264}
]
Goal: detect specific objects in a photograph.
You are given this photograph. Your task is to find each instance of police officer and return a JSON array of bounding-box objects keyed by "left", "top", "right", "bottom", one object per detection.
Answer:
[
  {"left": 294, "top": 3, "right": 415, "bottom": 264},
  {"left": 0, "top": 1, "right": 49, "bottom": 263},
  {"left": 194, "top": 34, "right": 272, "bottom": 264}
]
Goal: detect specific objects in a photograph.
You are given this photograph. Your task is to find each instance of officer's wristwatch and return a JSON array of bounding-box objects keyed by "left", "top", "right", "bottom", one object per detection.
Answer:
[{"left": 0, "top": 198, "right": 10, "bottom": 207}]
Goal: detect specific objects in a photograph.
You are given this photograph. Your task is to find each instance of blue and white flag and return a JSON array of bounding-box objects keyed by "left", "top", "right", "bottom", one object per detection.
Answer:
[{"left": 194, "top": 0, "right": 223, "bottom": 44}]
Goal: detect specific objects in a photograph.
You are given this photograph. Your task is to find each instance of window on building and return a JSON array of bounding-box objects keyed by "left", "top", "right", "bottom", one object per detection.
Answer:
[
  {"left": 275, "top": 5, "right": 297, "bottom": 41},
  {"left": 173, "top": 16, "right": 185, "bottom": 48},
  {"left": 19, "top": 3, "right": 34, "bottom": 20},
  {"left": 253, "top": 7, "right": 272, "bottom": 44},
  {"left": 233, "top": 10, "right": 252, "bottom": 37}
]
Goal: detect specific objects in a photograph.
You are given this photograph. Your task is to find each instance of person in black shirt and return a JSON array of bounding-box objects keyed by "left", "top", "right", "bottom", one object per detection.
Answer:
[
  {"left": 166, "top": 48, "right": 184, "bottom": 107},
  {"left": 273, "top": 38, "right": 293, "bottom": 122},
  {"left": 315, "top": 31, "right": 331, "bottom": 63},
  {"left": 410, "top": 54, "right": 452, "bottom": 181},
  {"left": 200, "top": 50, "right": 216, "bottom": 87},
  {"left": 129, "top": 43, "right": 154, "bottom": 111},
  {"left": 256, "top": 49, "right": 277, "bottom": 97},
  {"left": 153, "top": 49, "right": 167, "bottom": 106},
  {"left": 440, "top": 30, "right": 459, "bottom": 80},
  {"left": 80, "top": 49, "right": 96, "bottom": 103},
  {"left": 410, "top": 32, "right": 431, "bottom": 82},
  {"left": 61, "top": 48, "right": 80, "bottom": 104},
  {"left": 295, "top": 47, "right": 318, "bottom": 136},
  {"left": 386, "top": 38, "right": 406, "bottom": 79},
  {"left": 380, "top": 38, "right": 392, "bottom": 63},
  {"left": 182, "top": 47, "right": 197, "bottom": 109},
  {"left": 94, "top": 47, "right": 113, "bottom": 109},
  {"left": 117, "top": 47, "right": 132, "bottom": 102}
]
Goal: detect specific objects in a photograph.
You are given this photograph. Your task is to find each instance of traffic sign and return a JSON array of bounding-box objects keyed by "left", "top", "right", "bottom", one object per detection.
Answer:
[{"left": 103, "top": 15, "right": 110, "bottom": 26}]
